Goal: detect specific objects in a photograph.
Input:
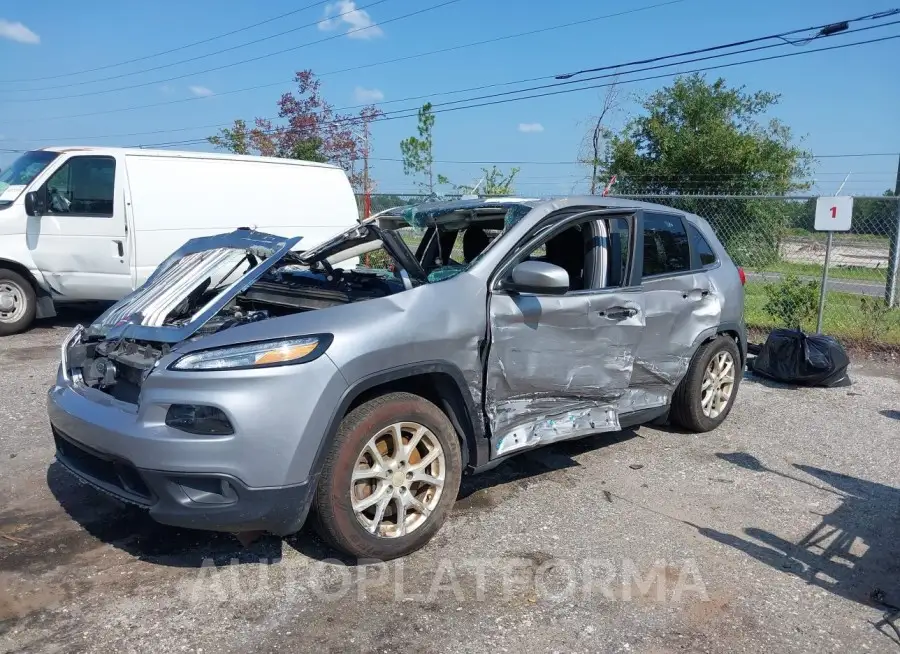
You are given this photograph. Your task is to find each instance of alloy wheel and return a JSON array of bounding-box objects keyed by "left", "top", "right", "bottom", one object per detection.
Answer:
[
  {"left": 701, "top": 351, "right": 735, "bottom": 419},
  {"left": 350, "top": 422, "right": 446, "bottom": 538}
]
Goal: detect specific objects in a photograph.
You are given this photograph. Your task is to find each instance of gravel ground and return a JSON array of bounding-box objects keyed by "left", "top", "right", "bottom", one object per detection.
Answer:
[{"left": 1, "top": 310, "right": 899, "bottom": 653}]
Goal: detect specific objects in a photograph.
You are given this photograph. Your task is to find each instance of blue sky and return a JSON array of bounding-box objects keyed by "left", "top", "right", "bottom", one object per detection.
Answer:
[{"left": 1, "top": 0, "right": 898, "bottom": 196}]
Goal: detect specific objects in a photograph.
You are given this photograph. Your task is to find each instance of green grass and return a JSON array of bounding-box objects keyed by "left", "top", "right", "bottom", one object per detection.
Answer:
[
  {"left": 784, "top": 229, "right": 891, "bottom": 245},
  {"left": 746, "top": 260, "right": 886, "bottom": 282},
  {"left": 743, "top": 282, "right": 900, "bottom": 345}
]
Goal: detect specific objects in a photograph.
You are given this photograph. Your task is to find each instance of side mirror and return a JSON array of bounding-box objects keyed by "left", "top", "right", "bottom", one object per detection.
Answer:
[
  {"left": 504, "top": 260, "right": 569, "bottom": 295},
  {"left": 24, "top": 191, "right": 45, "bottom": 217}
]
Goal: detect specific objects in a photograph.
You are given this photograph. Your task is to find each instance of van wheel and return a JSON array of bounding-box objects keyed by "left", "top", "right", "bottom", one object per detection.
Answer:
[
  {"left": 670, "top": 335, "right": 741, "bottom": 433},
  {"left": 0, "top": 269, "right": 36, "bottom": 336},
  {"left": 314, "top": 392, "right": 462, "bottom": 560}
]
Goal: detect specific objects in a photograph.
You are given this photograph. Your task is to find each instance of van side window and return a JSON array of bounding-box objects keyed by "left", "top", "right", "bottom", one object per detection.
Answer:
[
  {"left": 688, "top": 223, "right": 717, "bottom": 267},
  {"left": 642, "top": 213, "right": 690, "bottom": 277},
  {"left": 45, "top": 156, "right": 116, "bottom": 216}
]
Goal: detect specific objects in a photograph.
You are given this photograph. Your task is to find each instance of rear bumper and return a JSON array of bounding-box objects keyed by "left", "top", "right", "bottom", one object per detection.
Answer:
[{"left": 53, "top": 426, "right": 312, "bottom": 535}]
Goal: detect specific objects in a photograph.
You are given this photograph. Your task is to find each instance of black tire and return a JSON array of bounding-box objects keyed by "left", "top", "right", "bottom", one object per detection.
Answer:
[
  {"left": 670, "top": 335, "right": 742, "bottom": 433},
  {"left": 314, "top": 391, "right": 462, "bottom": 560},
  {"left": 0, "top": 268, "right": 36, "bottom": 336}
]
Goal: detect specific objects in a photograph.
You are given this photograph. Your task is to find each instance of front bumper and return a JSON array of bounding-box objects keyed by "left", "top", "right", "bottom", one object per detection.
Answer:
[
  {"left": 47, "top": 344, "right": 348, "bottom": 535},
  {"left": 53, "top": 426, "right": 312, "bottom": 534}
]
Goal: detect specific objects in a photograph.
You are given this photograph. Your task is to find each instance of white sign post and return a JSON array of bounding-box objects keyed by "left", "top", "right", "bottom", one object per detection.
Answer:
[{"left": 814, "top": 196, "right": 854, "bottom": 333}]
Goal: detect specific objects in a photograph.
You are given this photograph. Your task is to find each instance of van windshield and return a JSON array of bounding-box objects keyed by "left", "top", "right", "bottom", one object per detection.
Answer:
[{"left": 0, "top": 151, "right": 59, "bottom": 208}]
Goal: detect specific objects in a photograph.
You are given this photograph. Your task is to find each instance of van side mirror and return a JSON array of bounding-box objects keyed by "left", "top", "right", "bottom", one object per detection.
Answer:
[
  {"left": 502, "top": 260, "right": 569, "bottom": 295},
  {"left": 24, "top": 191, "right": 45, "bottom": 217}
]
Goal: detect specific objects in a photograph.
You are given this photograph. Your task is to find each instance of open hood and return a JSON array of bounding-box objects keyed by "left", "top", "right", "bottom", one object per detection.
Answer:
[
  {"left": 86, "top": 223, "right": 424, "bottom": 345},
  {"left": 88, "top": 230, "right": 301, "bottom": 344}
]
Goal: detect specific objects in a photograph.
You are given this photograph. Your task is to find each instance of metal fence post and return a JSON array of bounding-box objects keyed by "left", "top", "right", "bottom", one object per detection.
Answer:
[
  {"left": 886, "top": 195, "right": 900, "bottom": 307},
  {"left": 816, "top": 230, "right": 833, "bottom": 333}
]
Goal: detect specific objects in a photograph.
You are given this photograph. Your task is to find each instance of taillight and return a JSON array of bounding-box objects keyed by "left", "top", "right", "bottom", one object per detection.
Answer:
[{"left": 737, "top": 266, "right": 746, "bottom": 286}]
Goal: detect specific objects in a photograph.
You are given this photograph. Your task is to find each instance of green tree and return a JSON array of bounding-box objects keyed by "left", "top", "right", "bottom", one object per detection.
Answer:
[
  {"left": 400, "top": 103, "right": 448, "bottom": 196},
  {"left": 208, "top": 119, "right": 252, "bottom": 155},
  {"left": 456, "top": 166, "right": 520, "bottom": 195},
  {"left": 208, "top": 70, "right": 380, "bottom": 190},
  {"left": 601, "top": 74, "right": 812, "bottom": 265},
  {"left": 481, "top": 166, "right": 519, "bottom": 195},
  {"left": 604, "top": 74, "right": 812, "bottom": 195}
]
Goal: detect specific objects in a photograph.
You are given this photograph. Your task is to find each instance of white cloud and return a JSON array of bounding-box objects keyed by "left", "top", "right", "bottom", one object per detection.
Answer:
[
  {"left": 189, "top": 85, "right": 214, "bottom": 97},
  {"left": 0, "top": 19, "right": 40, "bottom": 44},
  {"left": 318, "top": 1, "right": 383, "bottom": 39},
  {"left": 354, "top": 86, "right": 384, "bottom": 103},
  {"left": 518, "top": 122, "right": 545, "bottom": 133}
]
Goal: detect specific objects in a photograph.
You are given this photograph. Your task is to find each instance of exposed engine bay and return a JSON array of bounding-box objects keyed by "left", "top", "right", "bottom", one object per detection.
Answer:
[{"left": 67, "top": 226, "right": 411, "bottom": 402}]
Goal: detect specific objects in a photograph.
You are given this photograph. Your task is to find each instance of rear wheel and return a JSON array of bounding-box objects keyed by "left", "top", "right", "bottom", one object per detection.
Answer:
[
  {"left": 670, "top": 335, "right": 741, "bottom": 432},
  {"left": 314, "top": 392, "right": 462, "bottom": 560},
  {"left": 0, "top": 269, "right": 36, "bottom": 336}
]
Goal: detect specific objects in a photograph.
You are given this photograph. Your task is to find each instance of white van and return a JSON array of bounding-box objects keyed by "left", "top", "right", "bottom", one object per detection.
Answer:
[{"left": 0, "top": 146, "right": 360, "bottom": 335}]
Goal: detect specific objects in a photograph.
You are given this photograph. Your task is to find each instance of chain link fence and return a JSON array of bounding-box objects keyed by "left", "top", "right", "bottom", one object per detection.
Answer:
[
  {"left": 612, "top": 195, "right": 900, "bottom": 348},
  {"left": 357, "top": 193, "right": 900, "bottom": 348}
]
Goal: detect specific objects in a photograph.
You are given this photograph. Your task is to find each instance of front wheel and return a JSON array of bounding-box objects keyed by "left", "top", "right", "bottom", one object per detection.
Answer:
[
  {"left": 670, "top": 335, "right": 742, "bottom": 432},
  {"left": 0, "top": 269, "right": 36, "bottom": 336},
  {"left": 314, "top": 392, "right": 462, "bottom": 560}
]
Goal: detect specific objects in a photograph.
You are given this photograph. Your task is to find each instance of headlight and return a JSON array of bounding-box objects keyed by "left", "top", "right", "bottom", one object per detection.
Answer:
[{"left": 170, "top": 335, "right": 331, "bottom": 371}]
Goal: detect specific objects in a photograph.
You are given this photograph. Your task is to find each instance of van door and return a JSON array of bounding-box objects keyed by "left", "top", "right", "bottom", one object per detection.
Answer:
[{"left": 26, "top": 154, "right": 131, "bottom": 301}]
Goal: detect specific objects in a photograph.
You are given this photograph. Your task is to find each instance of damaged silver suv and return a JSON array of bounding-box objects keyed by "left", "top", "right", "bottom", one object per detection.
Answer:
[{"left": 48, "top": 197, "right": 746, "bottom": 559}]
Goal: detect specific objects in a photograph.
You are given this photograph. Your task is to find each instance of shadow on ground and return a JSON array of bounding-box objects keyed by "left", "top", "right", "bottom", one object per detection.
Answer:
[
  {"left": 43, "top": 462, "right": 284, "bottom": 569},
  {"left": 44, "top": 429, "right": 639, "bottom": 568},
  {"left": 703, "top": 452, "right": 900, "bottom": 644}
]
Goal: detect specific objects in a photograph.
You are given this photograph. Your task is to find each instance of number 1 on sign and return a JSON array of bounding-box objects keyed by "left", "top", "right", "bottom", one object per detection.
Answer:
[{"left": 814, "top": 196, "right": 851, "bottom": 231}]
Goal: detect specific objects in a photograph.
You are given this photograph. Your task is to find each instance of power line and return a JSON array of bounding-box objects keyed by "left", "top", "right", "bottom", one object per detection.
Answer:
[
  {"left": 0, "top": 0, "right": 461, "bottom": 103},
  {"left": 1, "top": 0, "right": 393, "bottom": 93},
  {"left": 554, "top": 8, "right": 899, "bottom": 79},
  {"left": 15, "top": 14, "right": 898, "bottom": 144},
  {"left": 0, "top": 0, "right": 691, "bottom": 126},
  {"left": 134, "top": 31, "right": 900, "bottom": 149},
  {"left": 0, "top": 1, "right": 331, "bottom": 84}
]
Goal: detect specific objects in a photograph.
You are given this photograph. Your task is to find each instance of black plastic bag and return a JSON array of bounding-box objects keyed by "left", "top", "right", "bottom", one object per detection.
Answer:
[{"left": 751, "top": 328, "right": 850, "bottom": 387}]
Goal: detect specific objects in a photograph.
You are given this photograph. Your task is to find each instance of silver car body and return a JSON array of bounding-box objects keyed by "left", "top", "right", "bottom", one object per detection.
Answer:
[{"left": 47, "top": 196, "right": 746, "bottom": 535}]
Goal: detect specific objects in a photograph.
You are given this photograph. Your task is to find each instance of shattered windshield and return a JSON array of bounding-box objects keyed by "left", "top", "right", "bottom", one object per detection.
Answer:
[
  {"left": 395, "top": 201, "right": 533, "bottom": 283},
  {"left": 299, "top": 200, "right": 534, "bottom": 284}
]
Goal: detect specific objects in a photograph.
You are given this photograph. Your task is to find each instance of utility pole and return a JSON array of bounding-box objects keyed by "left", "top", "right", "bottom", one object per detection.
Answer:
[
  {"left": 362, "top": 120, "right": 371, "bottom": 218},
  {"left": 886, "top": 155, "right": 900, "bottom": 306}
]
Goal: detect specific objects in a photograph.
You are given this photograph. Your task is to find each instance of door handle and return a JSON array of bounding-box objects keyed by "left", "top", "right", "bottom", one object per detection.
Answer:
[
  {"left": 599, "top": 306, "right": 637, "bottom": 320},
  {"left": 113, "top": 239, "right": 124, "bottom": 257}
]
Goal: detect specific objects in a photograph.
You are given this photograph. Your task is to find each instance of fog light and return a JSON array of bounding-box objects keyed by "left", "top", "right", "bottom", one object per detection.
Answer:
[{"left": 165, "top": 404, "right": 234, "bottom": 435}]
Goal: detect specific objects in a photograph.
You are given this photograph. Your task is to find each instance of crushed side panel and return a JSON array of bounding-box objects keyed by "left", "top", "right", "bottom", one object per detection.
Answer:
[
  {"left": 627, "top": 271, "right": 723, "bottom": 411},
  {"left": 484, "top": 291, "right": 644, "bottom": 457}
]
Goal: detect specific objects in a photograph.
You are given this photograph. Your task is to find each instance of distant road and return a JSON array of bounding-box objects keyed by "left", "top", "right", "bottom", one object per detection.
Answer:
[{"left": 746, "top": 271, "right": 886, "bottom": 298}]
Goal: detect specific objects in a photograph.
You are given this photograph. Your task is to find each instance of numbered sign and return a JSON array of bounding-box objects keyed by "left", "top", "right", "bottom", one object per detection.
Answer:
[{"left": 814, "top": 196, "right": 853, "bottom": 231}]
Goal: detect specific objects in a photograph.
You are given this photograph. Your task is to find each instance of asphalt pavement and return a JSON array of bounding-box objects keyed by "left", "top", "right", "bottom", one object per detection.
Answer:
[{"left": 2, "top": 312, "right": 900, "bottom": 653}]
